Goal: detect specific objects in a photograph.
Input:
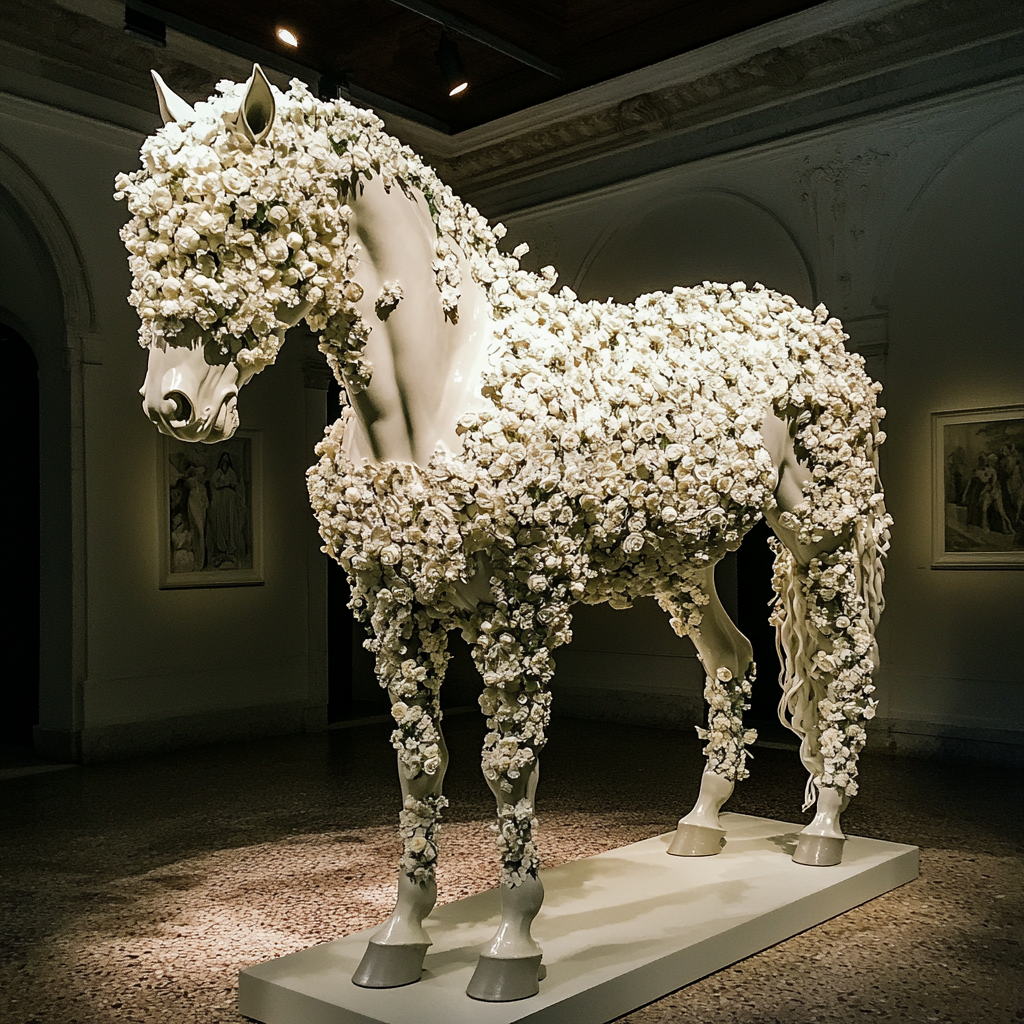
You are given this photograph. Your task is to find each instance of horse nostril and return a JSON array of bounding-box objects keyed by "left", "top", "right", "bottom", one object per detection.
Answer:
[{"left": 166, "top": 390, "right": 193, "bottom": 425}]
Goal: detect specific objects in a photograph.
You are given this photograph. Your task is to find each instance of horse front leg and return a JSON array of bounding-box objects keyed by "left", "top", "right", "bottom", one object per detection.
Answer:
[
  {"left": 351, "top": 728, "right": 448, "bottom": 987},
  {"left": 668, "top": 568, "right": 756, "bottom": 857},
  {"left": 466, "top": 684, "right": 550, "bottom": 1002},
  {"left": 353, "top": 620, "right": 450, "bottom": 988}
]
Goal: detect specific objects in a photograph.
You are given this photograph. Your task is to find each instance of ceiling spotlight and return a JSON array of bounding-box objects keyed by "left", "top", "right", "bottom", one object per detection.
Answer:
[
  {"left": 276, "top": 26, "right": 298, "bottom": 47},
  {"left": 436, "top": 34, "right": 468, "bottom": 98}
]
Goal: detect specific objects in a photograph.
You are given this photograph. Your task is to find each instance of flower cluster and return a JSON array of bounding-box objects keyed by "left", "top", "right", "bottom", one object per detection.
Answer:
[
  {"left": 696, "top": 666, "right": 759, "bottom": 781},
  {"left": 398, "top": 793, "right": 448, "bottom": 884},
  {"left": 493, "top": 799, "right": 541, "bottom": 886},
  {"left": 391, "top": 701, "right": 443, "bottom": 779},
  {"left": 777, "top": 534, "right": 881, "bottom": 800},
  {"left": 374, "top": 281, "right": 403, "bottom": 320}
]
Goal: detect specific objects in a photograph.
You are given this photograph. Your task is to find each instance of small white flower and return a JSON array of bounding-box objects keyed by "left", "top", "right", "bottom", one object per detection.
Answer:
[
  {"left": 221, "top": 167, "right": 251, "bottom": 193},
  {"left": 623, "top": 533, "right": 644, "bottom": 554}
]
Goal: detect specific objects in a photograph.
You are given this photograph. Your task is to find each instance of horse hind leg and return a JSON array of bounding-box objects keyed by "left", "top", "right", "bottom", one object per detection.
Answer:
[
  {"left": 767, "top": 515, "right": 858, "bottom": 868},
  {"left": 667, "top": 566, "right": 756, "bottom": 858},
  {"left": 353, "top": 618, "right": 450, "bottom": 988},
  {"left": 764, "top": 453, "right": 888, "bottom": 867}
]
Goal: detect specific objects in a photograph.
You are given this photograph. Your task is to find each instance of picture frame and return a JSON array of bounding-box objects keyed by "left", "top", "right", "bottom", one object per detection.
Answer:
[
  {"left": 931, "top": 405, "right": 1024, "bottom": 568},
  {"left": 159, "top": 430, "right": 264, "bottom": 588}
]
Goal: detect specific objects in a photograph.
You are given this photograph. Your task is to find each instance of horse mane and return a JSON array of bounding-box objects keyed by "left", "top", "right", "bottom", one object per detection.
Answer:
[{"left": 115, "top": 77, "right": 532, "bottom": 387}]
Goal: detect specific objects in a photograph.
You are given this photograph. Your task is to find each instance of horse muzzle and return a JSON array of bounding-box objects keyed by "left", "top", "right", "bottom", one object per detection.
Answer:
[
  {"left": 144, "top": 384, "right": 240, "bottom": 443},
  {"left": 141, "top": 338, "right": 243, "bottom": 443}
]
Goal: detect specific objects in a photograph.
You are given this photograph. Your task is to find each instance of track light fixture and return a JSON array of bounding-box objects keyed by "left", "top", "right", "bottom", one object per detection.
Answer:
[
  {"left": 436, "top": 33, "right": 468, "bottom": 97},
  {"left": 276, "top": 26, "right": 298, "bottom": 47}
]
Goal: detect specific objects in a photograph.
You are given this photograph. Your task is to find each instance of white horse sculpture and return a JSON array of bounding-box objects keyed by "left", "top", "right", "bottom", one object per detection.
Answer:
[{"left": 117, "top": 67, "right": 891, "bottom": 1002}]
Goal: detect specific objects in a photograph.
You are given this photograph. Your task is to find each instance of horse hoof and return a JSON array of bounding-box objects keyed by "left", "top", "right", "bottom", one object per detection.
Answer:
[
  {"left": 466, "top": 953, "right": 544, "bottom": 1001},
  {"left": 667, "top": 823, "right": 727, "bottom": 857},
  {"left": 351, "top": 941, "right": 429, "bottom": 988},
  {"left": 792, "top": 834, "right": 845, "bottom": 866}
]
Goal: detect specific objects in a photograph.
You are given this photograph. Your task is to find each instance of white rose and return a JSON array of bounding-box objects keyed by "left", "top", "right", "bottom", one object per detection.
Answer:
[
  {"left": 623, "top": 533, "right": 644, "bottom": 554},
  {"left": 174, "top": 226, "right": 201, "bottom": 253},
  {"left": 221, "top": 167, "right": 251, "bottom": 193},
  {"left": 151, "top": 187, "right": 173, "bottom": 212},
  {"left": 265, "top": 238, "right": 289, "bottom": 262}
]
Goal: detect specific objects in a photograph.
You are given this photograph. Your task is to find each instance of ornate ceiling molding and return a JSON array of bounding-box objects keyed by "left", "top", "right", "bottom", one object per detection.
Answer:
[
  {"left": 2, "top": 0, "right": 1021, "bottom": 214},
  {"left": 393, "top": 0, "right": 1024, "bottom": 213}
]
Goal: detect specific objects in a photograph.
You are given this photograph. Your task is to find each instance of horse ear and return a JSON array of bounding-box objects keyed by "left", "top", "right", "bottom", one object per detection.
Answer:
[
  {"left": 235, "top": 64, "right": 276, "bottom": 144},
  {"left": 151, "top": 70, "right": 195, "bottom": 125}
]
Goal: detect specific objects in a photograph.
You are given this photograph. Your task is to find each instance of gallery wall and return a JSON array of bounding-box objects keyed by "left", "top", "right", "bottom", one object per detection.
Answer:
[
  {"left": 2, "top": 0, "right": 1020, "bottom": 763},
  {"left": 0, "top": 93, "right": 328, "bottom": 761},
  {"left": 497, "top": 81, "right": 1024, "bottom": 760}
]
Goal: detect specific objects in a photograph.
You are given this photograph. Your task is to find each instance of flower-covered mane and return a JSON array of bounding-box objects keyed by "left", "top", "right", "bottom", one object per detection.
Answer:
[{"left": 115, "top": 77, "right": 514, "bottom": 389}]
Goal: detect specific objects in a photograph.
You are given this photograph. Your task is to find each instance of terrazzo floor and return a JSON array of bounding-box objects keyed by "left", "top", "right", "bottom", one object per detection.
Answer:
[{"left": 2, "top": 714, "right": 1021, "bottom": 1024}]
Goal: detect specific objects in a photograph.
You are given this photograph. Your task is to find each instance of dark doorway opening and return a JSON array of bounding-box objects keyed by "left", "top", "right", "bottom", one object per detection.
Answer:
[
  {"left": 2, "top": 324, "right": 40, "bottom": 746},
  {"left": 324, "top": 377, "right": 356, "bottom": 723},
  {"left": 736, "top": 517, "right": 791, "bottom": 742},
  {"left": 326, "top": 557, "right": 354, "bottom": 723}
]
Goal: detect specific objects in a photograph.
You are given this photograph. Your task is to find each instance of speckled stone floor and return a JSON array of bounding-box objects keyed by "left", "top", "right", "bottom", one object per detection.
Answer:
[{"left": 2, "top": 714, "right": 1022, "bottom": 1024}]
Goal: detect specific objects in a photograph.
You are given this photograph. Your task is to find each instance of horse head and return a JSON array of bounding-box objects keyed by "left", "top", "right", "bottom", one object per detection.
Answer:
[
  {"left": 123, "top": 65, "right": 321, "bottom": 443},
  {"left": 119, "top": 67, "right": 512, "bottom": 459}
]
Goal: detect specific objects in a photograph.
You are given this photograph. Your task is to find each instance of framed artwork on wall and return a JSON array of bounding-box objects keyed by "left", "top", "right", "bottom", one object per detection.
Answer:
[
  {"left": 932, "top": 405, "right": 1024, "bottom": 568},
  {"left": 159, "top": 430, "right": 264, "bottom": 588}
]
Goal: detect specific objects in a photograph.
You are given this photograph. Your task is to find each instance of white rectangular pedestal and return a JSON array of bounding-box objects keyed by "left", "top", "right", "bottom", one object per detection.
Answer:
[{"left": 238, "top": 813, "right": 918, "bottom": 1024}]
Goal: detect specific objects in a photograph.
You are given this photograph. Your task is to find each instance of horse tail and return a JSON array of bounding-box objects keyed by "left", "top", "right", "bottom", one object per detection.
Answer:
[{"left": 772, "top": 429, "right": 891, "bottom": 810}]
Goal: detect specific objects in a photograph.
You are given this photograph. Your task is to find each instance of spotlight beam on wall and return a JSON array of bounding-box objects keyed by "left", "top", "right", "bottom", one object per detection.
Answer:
[{"left": 386, "top": 0, "right": 562, "bottom": 79}]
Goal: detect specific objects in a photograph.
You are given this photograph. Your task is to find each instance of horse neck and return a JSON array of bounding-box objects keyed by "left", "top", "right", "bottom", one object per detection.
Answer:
[{"left": 343, "top": 176, "right": 494, "bottom": 466}]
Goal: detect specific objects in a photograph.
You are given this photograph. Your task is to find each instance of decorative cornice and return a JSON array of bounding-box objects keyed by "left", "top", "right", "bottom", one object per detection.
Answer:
[
  {"left": 3, "top": 0, "right": 1022, "bottom": 216},
  {"left": 404, "top": 0, "right": 1024, "bottom": 212}
]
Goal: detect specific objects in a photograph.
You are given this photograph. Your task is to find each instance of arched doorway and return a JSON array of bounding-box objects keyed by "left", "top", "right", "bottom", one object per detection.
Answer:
[
  {"left": 1, "top": 163, "right": 88, "bottom": 762},
  {"left": 1, "top": 323, "right": 41, "bottom": 745}
]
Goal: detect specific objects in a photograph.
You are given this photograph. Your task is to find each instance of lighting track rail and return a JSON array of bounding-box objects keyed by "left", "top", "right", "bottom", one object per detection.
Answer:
[{"left": 386, "top": 0, "right": 562, "bottom": 78}]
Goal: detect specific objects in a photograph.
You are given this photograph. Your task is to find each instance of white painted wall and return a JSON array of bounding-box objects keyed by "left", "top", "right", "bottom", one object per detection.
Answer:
[
  {"left": 499, "top": 82, "right": 1024, "bottom": 756},
  {"left": 2, "top": 35, "right": 1020, "bottom": 763},
  {"left": 1, "top": 93, "right": 327, "bottom": 760}
]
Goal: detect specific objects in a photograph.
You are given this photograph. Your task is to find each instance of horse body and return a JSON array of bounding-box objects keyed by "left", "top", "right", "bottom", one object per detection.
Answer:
[{"left": 118, "top": 69, "right": 890, "bottom": 1001}]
